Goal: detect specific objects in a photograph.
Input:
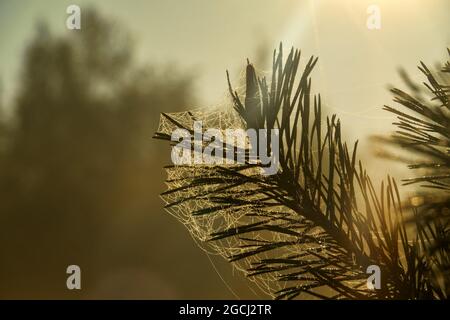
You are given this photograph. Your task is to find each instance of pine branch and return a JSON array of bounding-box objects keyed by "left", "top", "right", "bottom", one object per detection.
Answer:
[
  {"left": 384, "top": 48, "right": 450, "bottom": 298},
  {"left": 155, "top": 45, "right": 438, "bottom": 299}
]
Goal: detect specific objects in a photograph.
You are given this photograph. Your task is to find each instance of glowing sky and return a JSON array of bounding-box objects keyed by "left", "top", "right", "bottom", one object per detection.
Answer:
[{"left": 0, "top": 0, "right": 449, "bottom": 180}]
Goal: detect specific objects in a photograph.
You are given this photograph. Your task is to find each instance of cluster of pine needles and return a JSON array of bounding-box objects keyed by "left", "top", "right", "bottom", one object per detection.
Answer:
[{"left": 154, "top": 45, "right": 450, "bottom": 299}]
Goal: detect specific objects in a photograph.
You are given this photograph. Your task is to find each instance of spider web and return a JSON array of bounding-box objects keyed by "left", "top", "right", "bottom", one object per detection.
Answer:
[{"left": 155, "top": 105, "right": 365, "bottom": 299}]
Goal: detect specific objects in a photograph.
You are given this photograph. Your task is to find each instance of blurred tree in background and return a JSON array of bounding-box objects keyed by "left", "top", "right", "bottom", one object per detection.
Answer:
[{"left": 0, "top": 10, "right": 256, "bottom": 299}]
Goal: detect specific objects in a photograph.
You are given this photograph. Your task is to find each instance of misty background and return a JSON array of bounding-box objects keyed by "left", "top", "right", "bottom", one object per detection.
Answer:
[{"left": 0, "top": 0, "right": 448, "bottom": 298}]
